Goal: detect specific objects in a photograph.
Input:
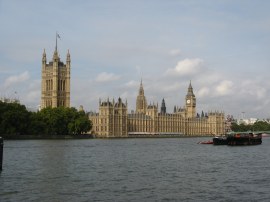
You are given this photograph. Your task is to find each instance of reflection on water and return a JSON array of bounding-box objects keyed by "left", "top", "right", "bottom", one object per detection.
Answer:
[{"left": 1, "top": 138, "right": 270, "bottom": 201}]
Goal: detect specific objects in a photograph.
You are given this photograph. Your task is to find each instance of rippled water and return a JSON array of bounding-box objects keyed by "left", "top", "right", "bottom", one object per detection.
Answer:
[{"left": 1, "top": 138, "right": 270, "bottom": 201}]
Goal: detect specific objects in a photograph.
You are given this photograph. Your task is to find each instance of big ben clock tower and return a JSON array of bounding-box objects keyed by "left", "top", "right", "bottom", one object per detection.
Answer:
[{"left": 185, "top": 81, "right": 196, "bottom": 118}]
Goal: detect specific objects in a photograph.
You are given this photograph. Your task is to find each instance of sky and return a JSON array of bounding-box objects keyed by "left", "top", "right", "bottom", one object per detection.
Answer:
[{"left": 0, "top": 0, "right": 270, "bottom": 119}]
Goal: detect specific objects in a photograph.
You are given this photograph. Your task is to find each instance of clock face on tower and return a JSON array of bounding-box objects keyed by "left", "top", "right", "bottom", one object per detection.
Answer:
[{"left": 186, "top": 99, "right": 190, "bottom": 104}]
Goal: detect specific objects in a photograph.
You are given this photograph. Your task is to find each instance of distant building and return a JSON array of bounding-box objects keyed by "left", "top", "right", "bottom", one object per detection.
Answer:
[
  {"left": 89, "top": 81, "right": 225, "bottom": 137},
  {"left": 237, "top": 118, "right": 258, "bottom": 125},
  {"left": 0, "top": 97, "right": 20, "bottom": 104},
  {"left": 40, "top": 39, "right": 70, "bottom": 109}
]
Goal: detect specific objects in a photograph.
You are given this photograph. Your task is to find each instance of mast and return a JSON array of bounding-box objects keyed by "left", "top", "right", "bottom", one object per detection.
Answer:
[{"left": 55, "top": 32, "right": 60, "bottom": 51}]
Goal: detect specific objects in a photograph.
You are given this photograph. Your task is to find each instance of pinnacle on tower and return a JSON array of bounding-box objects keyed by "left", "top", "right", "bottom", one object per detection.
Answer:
[
  {"left": 187, "top": 80, "right": 195, "bottom": 96},
  {"left": 42, "top": 49, "right": 46, "bottom": 62},
  {"left": 136, "top": 79, "right": 147, "bottom": 113},
  {"left": 139, "top": 79, "right": 144, "bottom": 95},
  {"left": 161, "top": 98, "right": 166, "bottom": 114},
  {"left": 66, "top": 49, "right": 71, "bottom": 62}
]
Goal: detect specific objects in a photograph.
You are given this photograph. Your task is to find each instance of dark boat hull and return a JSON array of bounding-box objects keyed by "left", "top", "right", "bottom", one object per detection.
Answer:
[
  {"left": 213, "top": 137, "right": 228, "bottom": 145},
  {"left": 227, "top": 136, "right": 262, "bottom": 146}
]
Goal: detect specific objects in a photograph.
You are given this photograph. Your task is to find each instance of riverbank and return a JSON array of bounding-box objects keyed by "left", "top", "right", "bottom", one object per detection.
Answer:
[
  {"left": 1, "top": 134, "right": 214, "bottom": 140},
  {"left": 1, "top": 134, "right": 94, "bottom": 140}
]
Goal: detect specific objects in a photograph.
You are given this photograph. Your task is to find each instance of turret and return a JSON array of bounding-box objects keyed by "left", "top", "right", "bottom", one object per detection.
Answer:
[
  {"left": 42, "top": 49, "right": 46, "bottom": 64},
  {"left": 139, "top": 79, "right": 144, "bottom": 95},
  {"left": 53, "top": 49, "right": 59, "bottom": 63},
  {"left": 146, "top": 102, "right": 158, "bottom": 118},
  {"left": 66, "top": 49, "right": 71, "bottom": 67},
  {"left": 161, "top": 98, "right": 166, "bottom": 115},
  {"left": 185, "top": 81, "right": 196, "bottom": 118},
  {"left": 136, "top": 79, "right": 147, "bottom": 114},
  {"left": 186, "top": 80, "right": 195, "bottom": 97}
]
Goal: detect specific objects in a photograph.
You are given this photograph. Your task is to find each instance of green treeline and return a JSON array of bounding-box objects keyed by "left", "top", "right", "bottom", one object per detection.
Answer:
[
  {"left": 231, "top": 121, "right": 270, "bottom": 132},
  {"left": 0, "top": 101, "right": 92, "bottom": 136}
]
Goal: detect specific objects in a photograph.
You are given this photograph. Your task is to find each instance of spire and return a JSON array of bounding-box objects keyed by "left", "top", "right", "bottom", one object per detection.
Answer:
[
  {"left": 136, "top": 79, "right": 147, "bottom": 113},
  {"left": 187, "top": 80, "right": 195, "bottom": 96},
  {"left": 201, "top": 110, "right": 205, "bottom": 117},
  {"left": 161, "top": 98, "right": 166, "bottom": 114},
  {"left": 66, "top": 49, "right": 70, "bottom": 62},
  {"left": 42, "top": 49, "right": 46, "bottom": 63},
  {"left": 139, "top": 79, "right": 144, "bottom": 95}
]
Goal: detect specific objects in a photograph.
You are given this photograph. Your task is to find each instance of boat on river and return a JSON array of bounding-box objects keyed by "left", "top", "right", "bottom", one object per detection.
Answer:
[
  {"left": 226, "top": 132, "right": 262, "bottom": 146},
  {"left": 212, "top": 132, "right": 262, "bottom": 146},
  {"left": 199, "top": 131, "right": 267, "bottom": 146}
]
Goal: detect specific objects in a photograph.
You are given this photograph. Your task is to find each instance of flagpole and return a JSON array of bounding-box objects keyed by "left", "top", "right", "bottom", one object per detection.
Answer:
[{"left": 56, "top": 32, "right": 58, "bottom": 51}]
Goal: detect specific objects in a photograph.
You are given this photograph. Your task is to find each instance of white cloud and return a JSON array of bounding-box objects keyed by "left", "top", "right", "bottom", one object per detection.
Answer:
[
  {"left": 239, "top": 79, "right": 267, "bottom": 100},
  {"left": 26, "top": 90, "right": 40, "bottom": 102},
  {"left": 169, "top": 49, "right": 181, "bottom": 56},
  {"left": 215, "top": 80, "right": 233, "bottom": 96},
  {"left": 197, "top": 87, "right": 210, "bottom": 98},
  {"left": 159, "top": 82, "right": 182, "bottom": 93},
  {"left": 166, "top": 58, "right": 204, "bottom": 76},
  {"left": 125, "top": 80, "right": 138, "bottom": 88},
  {"left": 25, "top": 80, "right": 41, "bottom": 103},
  {"left": 4, "top": 71, "right": 30, "bottom": 88},
  {"left": 95, "top": 72, "right": 121, "bottom": 82}
]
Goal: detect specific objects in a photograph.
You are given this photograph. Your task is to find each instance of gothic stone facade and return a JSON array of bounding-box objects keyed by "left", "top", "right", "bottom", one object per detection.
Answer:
[
  {"left": 41, "top": 48, "right": 70, "bottom": 109},
  {"left": 89, "top": 81, "right": 225, "bottom": 137}
]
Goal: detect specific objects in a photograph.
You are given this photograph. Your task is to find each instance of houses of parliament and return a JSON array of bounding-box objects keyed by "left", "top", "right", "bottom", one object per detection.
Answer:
[
  {"left": 89, "top": 80, "right": 225, "bottom": 137},
  {"left": 41, "top": 45, "right": 225, "bottom": 137}
]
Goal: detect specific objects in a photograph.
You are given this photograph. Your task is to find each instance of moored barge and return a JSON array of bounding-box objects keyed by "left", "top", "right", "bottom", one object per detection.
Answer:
[
  {"left": 226, "top": 132, "right": 262, "bottom": 146},
  {"left": 212, "top": 132, "right": 262, "bottom": 146}
]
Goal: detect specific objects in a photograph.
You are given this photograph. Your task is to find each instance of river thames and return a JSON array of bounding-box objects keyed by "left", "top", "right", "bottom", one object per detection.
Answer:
[{"left": 1, "top": 137, "right": 270, "bottom": 201}]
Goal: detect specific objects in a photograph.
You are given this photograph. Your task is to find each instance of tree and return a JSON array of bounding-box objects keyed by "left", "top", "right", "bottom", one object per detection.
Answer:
[
  {"left": 252, "top": 121, "right": 270, "bottom": 131},
  {"left": 0, "top": 102, "right": 30, "bottom": 135},
  {"left": 0, "top": 101, "right": 92, "bottom": 136},
  {"left": 39, "top": 107, "right": 92, "bottom": 135},
  {"left": 27, "top": 112, "right": 47, "bottom": 135},
  {"left": 231, "top": 121, "right": 270, "bottom": 132},
  {"left": 68, "top": 111, "right": 92, "bottom": 135}
]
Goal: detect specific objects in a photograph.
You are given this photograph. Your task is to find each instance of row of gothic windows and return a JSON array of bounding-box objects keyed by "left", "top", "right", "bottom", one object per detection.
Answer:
[
  {"left": 45, "top": 80, "right": 66, "bottom": 91},
  {"left": 44, "top": 100, "right": 65, "bottom": 107},
  {"left": 58, "top": 100, "right": 65, "bottom": 107},
  {"left": 45, "top": 100, "right": 52, "bottom": 107},
  {"left": 46, "top": 80, "right": 53, "bottom": 91},
  {"left": 58, "top": 80, "right": 66, "bottom": 91}
]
